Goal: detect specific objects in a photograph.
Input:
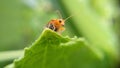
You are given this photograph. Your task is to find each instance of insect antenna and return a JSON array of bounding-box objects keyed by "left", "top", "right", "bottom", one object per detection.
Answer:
[
  {"left": 56, "top": 10, "right": 74, "bottom": 21},
  {"left": 56, "top": 10, "right": 63, "bottom": 19},
  {"left": 64, "top": 15, "right": 73, "bottom": 22}
]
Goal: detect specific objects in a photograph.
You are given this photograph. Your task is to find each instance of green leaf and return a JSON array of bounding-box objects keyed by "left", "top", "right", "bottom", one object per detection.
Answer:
[{"left": 5, "top": 28, "right": 117, "bottom": 68}]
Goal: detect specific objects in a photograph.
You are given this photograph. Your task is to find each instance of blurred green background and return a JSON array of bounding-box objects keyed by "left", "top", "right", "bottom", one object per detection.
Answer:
[{"left": 0, "top": 0, "right": 119, "bottom": 68}]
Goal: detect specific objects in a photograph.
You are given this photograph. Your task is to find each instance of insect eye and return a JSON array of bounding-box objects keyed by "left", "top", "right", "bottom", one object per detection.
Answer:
[{"left": 59, "top": 20, "right": 62, "bottom": 23}]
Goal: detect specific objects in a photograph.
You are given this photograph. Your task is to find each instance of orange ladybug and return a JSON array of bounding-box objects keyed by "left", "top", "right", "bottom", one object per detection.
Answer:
[
  {"left": 46, "top": 11, "right": 72, "bottom": 33},
  {"left": 46, "top": 19, "right": 65, "bottom": 33}
]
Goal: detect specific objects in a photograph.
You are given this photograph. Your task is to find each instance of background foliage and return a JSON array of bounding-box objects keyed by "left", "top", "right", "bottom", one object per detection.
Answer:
[{"left": 0, "top": 0, "right": 119, "bottom": 68}]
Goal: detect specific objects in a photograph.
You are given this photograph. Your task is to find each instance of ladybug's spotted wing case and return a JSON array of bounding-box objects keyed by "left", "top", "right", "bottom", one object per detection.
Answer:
[{"left": 46, "top": 22, "right": 55, "bottom": 31}]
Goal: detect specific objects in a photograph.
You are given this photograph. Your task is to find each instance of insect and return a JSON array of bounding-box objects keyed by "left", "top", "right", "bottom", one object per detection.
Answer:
[{"left": 46, "top": 11, "right": 72, "bottom": 33}]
